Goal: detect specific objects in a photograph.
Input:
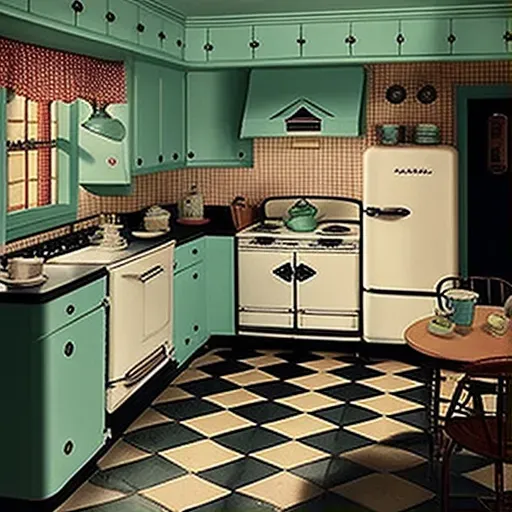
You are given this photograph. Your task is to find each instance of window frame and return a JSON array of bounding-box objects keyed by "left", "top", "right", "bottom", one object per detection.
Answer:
[{"left": 0, "top": 88, "right": 79, "bottom": 243}]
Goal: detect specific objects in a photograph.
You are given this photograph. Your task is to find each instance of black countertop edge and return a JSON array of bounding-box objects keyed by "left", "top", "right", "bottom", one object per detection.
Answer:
[{"left": 0, "top": 266, "right": 107, "bottom": 305}]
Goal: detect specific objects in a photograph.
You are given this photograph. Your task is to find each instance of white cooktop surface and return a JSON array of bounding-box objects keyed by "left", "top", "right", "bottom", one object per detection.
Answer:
[
  {"left": 237, "top": 221, "right": 360, "bottom": 240},
  {"left": 47, "top": 246, "right": 130, "bottom": 265}
]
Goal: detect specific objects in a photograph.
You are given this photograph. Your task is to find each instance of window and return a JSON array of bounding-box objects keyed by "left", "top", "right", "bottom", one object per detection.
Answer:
[{"left": 6, "top": 91, "right": 58, "bottom": 212}]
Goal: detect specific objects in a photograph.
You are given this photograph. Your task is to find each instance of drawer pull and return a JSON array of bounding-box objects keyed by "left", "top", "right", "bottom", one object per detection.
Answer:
[
  {"left": 66, "top": 304, "right": 75, "bottom": 315},
  {"left": 185, "top": 337, "right": 191, "bottom": 345},
  {"left": 71, "top": 0, "right": 84, "bottom": 13},
  {"left": 137, "top": 23, "right": 145, "bottom": 33},
  {"left": 106, "top": 11, "right": 115, "bottom": 22},
  {"left": 64, "top": 440, "right": 74, "bottom": 455},
  {"left": 192, "top": 249, "right": 198, "bottom": 255},
  {"left": 193, "top": 325, "right": 199, "bottom": 332},
  {"left": 193, "top": 272, "right": 198, "bottom": 279},
  {"left": 123, "top": 265, "right": 165, "bottom": 283},
  {"left": 64, "top": 342, "right": 75, "bottom": 357}
]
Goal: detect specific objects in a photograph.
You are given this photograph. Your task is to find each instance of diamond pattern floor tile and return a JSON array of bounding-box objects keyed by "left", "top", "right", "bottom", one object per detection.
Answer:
[
  {"left": 60, "top": 494, "right": 169, "bottom": 512},
  {"left": 264, "top": 413, "right": 337, "bottom": 439},
  {"left": 173, "top": 369, "right": 210, "bottom": 385},
  {"left": 222, "top": 369, "right": 278, "bottom": 386},
  {"left": 332, "top": 473, "right": 434, "bottom": 512},
  {"left": 251, "top": 440, "right": 329, "bottom": 469},
  {"left": 152, "top": 386, "right": 194, "bottom": 405},
  {"left": 178, "top": 377, "right": 239, "bottom": 398},
  {"left": 231, "top": 400, "right": 298, "bottom": 424},
  {"left": 214, "top": 348, "right": 263, "bottom": 360},
  {"left": 186, "top": 491, "right": 279, "bottom": 512},
  {"left": 276, "top": 391, "right": 341, "bottom": 412},
  {"left": 314, "top": 403, "right": 380, "bottom": 427},
  {"left": 153, "top": 397, "right": 223, "bottom": 421},
  {"left": 319, "top": 382, "right": 382, "bottom": 402},
  {"left": 124, "top": 408, "right": 173, "bottom": 434},
  {"left": 189, "top": 353, "right": 225, "bottom": 369},
  {"left": 330, "top": 365, "right": 383, "bottom": 382},
  {"left": 213, "top": 426, "right": 289, "bottom": 455},
  {"left": 362, "top": 374, "right": 422, "bottom": 393},
  {"left": 97, "top": 440, "right": 151, "bottom": 471},
  {"left": 300, "top": 428, "right": 373, "bottom": 455},
  {"left": 288, "top": 371, "right": 349, "bottom": 390},
  {"left": 353, "top": 394, "right": 423, "bottom": 416},
  {"left": 183, "top": 410, "right": 255, "bottom": 437},
  {"left": 199, "top": 360, "right": 254, "bottom": 377},
  {"left": 464, "top": 463, "right": 512, "bottom": 491},
  {"left": 55, "top": 482, "right": 126, "bottom": 512},
  {"left": 262, "top": 362, "right": 316, "bottom": 380},
  {"left": 275, "top": 351, "right": 323, "bottom": 364},
  {"left": 342, "top": 444, "right": 426, "bottom": 472},
  {"left": 286, "top": 491, "right": 374, "bottom": 512},
  {"left": 246, "top": 381, "right": 306, "bottom": 400},
  {"left": 368, "top": 361, "right": 418, "bottom": 375},
  {"left": 160, "top": 439, "right": 243, "bottom": 473},
  {"left": 299, "top": 358, "right": 352, "bottom": 372},
  {"left": 204, "top": 388, "right": 266, "bottom": 408},
  {"left": 345, "top": 416, "right": 422, "bottom": 443},
  {"left": 141, "top": 474, "right": 231, "bottom": 511},
  {"left": 242, "top": 355, "right": 287, "bottom": 368},
  {"left": 239, "top": 471, "right": 323, "bottom": 509}
]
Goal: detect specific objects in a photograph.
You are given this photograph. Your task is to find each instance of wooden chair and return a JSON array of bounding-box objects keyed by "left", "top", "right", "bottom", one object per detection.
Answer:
[{"left": 442, "top": 357, "right": 512, "bottom": 512}]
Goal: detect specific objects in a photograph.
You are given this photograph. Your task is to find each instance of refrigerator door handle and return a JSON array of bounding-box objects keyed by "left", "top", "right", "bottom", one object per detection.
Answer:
[{"left": 365, "top": 206, "right": 411, "bottom": 218}]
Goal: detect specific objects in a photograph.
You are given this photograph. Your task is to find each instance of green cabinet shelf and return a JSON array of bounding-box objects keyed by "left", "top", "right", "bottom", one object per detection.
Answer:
[
  {"left": 0, "top": 278, "right": 107, "bottom": 500},
  {"left": 186, "top": 69, "right": 253, "bottom": 167}
]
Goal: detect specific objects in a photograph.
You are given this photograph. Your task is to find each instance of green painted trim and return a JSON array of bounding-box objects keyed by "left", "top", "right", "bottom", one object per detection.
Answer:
[
  {"left": 132, "top": 161, "right": 185, "bottom": 176},
  {"left": 455, "top": 84, "right": 512, "bottom": 278},
  {"left": 185, "top": 5, "right": 512, "bottom": 25},
  {"left": 186, "top": 159, "right": 254, "bottom": 168},
  {"left": 135, "top": 0, "right": 186, "bottom": 22},
  {"left": 5, "top": 100, "right": 79, "bottom": 242},
  {"left": 0, "top": 88, "right": 6, "bottom": 249}
]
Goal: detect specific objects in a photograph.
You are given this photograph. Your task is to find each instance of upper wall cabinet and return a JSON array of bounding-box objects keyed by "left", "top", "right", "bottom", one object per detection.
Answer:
[
  {"left": 0, "top": 0, "right": 27, "bottom": 9},
  {"left": 399, "top": 18, "right": 451, "bottom": 56},
  {"left": 252, "top": 24, "right": 301, "bottom": 60},
  {"left": 162, "top": 18, "right": 185, "bottom": 59},
  {"left": 132, "top": 60, "right": 185, "bottom": 175},
  {"left": 106, "top": 0, "right": 138, "bottom": 45},
  {"left": 301, "top": 22, "right": 350, "bottom": 58},
  {"left": 349, "top": 20, "right": 400, "bottom": 56},
  {"left": 451, "top": 16, "right": 509, "bottom": 55},
  {"left": 75, "top": 0, "right": 108, "bottom": 35},
  {"left": 30, "top": 0, "right": 75, "bottom": 25},
  {"left": 186, "top": 70, "right": 253, "bottom": 168}
]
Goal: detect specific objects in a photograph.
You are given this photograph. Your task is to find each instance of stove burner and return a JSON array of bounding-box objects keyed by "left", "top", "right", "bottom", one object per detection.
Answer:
[
  {"left": 251, "top": 223, "right": 281, "bottom": 233},
  {"left": 320, "top": 224, "right": 351, "bottom": 234},
  {"left": 252, "top": 237, "right": 276, "bottom": 246},
  {"left": 318, "top": 239, "right": 343, "bottom": 247}
]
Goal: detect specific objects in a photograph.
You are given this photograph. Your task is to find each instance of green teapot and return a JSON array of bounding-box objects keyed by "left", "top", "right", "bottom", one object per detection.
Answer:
[{"left": 285, "top": 198, "right": 318, "bottom": 232}]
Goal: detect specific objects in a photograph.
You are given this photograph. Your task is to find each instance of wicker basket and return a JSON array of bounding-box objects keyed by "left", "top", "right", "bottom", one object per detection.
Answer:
[{"left": 230, "top": 200, "right": 258, "bottom": 231}]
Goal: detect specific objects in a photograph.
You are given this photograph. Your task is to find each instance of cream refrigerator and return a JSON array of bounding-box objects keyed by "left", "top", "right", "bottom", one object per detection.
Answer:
[{"left": 362, "top": 146, "right": 458, "bottom": 344}]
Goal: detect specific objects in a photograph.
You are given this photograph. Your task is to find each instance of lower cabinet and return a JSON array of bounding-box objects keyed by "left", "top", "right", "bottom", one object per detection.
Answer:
[
  {"left": 0, "top": 278, "right": 107, "bottom": 500},
  {"left": 173, "top": 260, "right": 207, "bottom": 365},
  {"left": 173, "top": 236, "right": 235, "bottom": 366}
]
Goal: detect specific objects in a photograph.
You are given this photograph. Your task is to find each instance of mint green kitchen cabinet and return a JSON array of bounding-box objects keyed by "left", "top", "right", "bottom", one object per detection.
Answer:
[
  {"left": 106, "top": 0, "right": 138, "bottom": 45},
  {"left": 0, "top": 277, "right": 107, "bottom": 500},
  {"left": 186, "top": 70, "right": 253, "bottom": 167},
  {"left": 132, "top": 60, "right": 185, "bottom": 174},
  {"left": 253, "top": 24, "right": 301, "bottom": 60},
  {"left": 206, "top": 236, "right": 235, "bottom": 335},
  {"left": 162, "top": 18, "right": 185, "bottom": 59},
  {"left": 508, "top": 19, "right": 512, "bottom": 53},
  {"left": 302, "top": 22, "right": 351, "bottom": 58},
  {"left": 133, "top": 60, "right": 160, "bottom": 171},
  {"left": 30, "top": 0, "right": 75, "bottom": 26},
  {"left": 0, "top": 0, "right": 27, "bottom": 10},
  {"left": 138, "top": 6, "right": 163, "bottom": 52},
  {"left": 76, "top": 0, "right": 108, "bottom": 35},
  {"left": 208, "top": 26, "right": 253, "bottom": 61},
  {"left": 400, "top": 18, "right": 451, "bottom": 56},
  {"left": 350, "top": 20, "right": 400, "bottom": 56},
  {"left": 161, "top": 66, "right": 185, "bottom": 166},
  {"left": 185, "top": 27, "right": 208, "bottom": 62},
  {"left": 173, "top": 261, "right": 207, "bottom": 366},
  {"left": 451, "top": 16, "right": 508, "bottom": 55}
]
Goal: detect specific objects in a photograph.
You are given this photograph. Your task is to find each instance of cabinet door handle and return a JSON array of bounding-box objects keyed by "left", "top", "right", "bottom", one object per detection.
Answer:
[
  {"left": 172, "top": 152, "right": 179, "bottom": 160},
  {"left": 249, "top": 40, "right": 260, "bottom": 49},
  {"left": 204, "top": 43, "right": 214, "bottom": 52},
  {"left": 137, "top": 157, "right": 143, "bottom": 166},
  {"left": 448, "top": 34, "right": 456, "bottom": 44},
  {"left": 173, "top": 261, "right": 178, "bottom": 270},
  {"left": 187, "top": 151, "right": 195, "bottom": 159},
  {"left": 345, "top": 35, "right": 356, "bottom": 45},
  {"left": 396, "top": 33, "right": 405, "bottom": 44},
  {"left": 238, "top": 151, "right": 245, "bottom": 159},
  {"left": 177, "top": 39, "right": 183, "bottom": 47},
  {"left": 66, "top": 304, "right": 75, "bottom": 315},
  {"left": 137, "top": 23, "right": 145, "bottom": 33},
  {"left": 193, "top": 325, "right": 199, "bottom": 332},
  {"left": 193, "top": 272, "right": 199, "bottom": 279},
  {"left": 158, "top": 154, "right": 163, "bottom": 163},
  {"left": 185, "top": 337, "right": 191, "bottom": 345},
  {"left": 71, "top": 0, "right": 84, "bottom": 13},
  {"left": 296, "top": 38, "right": 306, "bottom": 45},
  {"left": 192, "top": 248, "right": 198, "bottom": 255},
  {"left": 64, "top": 341, "right": 75, "bottom": 357},
  {"left": 158, "top": 31, "right": 167, "bottom": 40},
  {"left": 504, "top": 31, "right": 512, "bottom": 42},
  {"left": 106, "top": 11, "right": 116, "bottom": 22},
  {"left": 63, "top": 440, "right": 74, "bottom": 455}
]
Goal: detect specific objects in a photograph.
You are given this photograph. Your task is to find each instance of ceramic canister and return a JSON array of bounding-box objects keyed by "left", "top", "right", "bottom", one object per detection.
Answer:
[{"left": 440, "top": 289, "right": 479, "bottom": 327}]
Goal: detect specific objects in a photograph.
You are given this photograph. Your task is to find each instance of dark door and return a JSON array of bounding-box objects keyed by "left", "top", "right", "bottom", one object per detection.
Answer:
[{"left": 467, "top": 97, "right": 512, "bottom": 283}]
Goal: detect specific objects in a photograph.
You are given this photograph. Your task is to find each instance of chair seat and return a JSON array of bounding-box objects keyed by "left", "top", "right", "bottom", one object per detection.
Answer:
[{"left": 445, "top": 417, "right": 512, "bottom": 461}]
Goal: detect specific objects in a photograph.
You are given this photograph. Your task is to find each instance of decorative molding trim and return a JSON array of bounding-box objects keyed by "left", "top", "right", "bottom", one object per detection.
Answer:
[
  {"left": 136, "top": 0, "right": 186, "bottom": 23},
  {"left": 185, "top": 4, "right": 512, "bottom": 27}
]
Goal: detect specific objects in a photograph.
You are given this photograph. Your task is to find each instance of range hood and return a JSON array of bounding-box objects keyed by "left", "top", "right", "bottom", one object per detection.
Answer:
[{"left": 240, "top": 66, "right": 366, "bottom": 138}]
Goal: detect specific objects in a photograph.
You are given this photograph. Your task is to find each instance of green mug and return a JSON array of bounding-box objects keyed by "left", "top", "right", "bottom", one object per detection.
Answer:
[{"left": 438, "top": 289, "right": 479, "bottom": 328}]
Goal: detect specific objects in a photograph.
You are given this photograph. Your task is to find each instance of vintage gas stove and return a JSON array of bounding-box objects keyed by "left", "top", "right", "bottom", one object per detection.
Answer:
[{"left": 236, "top": 196, "right": 361, "bottom": 341}]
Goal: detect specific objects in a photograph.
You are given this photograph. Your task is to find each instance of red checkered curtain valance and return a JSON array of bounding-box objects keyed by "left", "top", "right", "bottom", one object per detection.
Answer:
[{"left": 0, "top": 37, "right": 126, "bottom": 104}]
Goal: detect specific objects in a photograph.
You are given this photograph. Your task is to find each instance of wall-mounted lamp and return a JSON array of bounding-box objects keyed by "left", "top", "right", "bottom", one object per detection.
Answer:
[{"left": 81, "top": 102, "right": 126, "bottom": 142}]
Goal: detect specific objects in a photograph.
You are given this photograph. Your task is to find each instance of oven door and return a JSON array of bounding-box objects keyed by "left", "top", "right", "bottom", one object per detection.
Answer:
[
  {"left": 238, "top": 248, "right": 294, "bottom": 328},
  {"left": 108, "top": 244, "right": 173, "bottom": 387},
  {"left": 296, "top": 251, "right": 359, "bottom": 331}
]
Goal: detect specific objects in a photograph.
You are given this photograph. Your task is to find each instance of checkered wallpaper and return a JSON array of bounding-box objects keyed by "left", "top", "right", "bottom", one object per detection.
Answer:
[{"left": 6, "top": 60, "right": 512, "bottom": 253}]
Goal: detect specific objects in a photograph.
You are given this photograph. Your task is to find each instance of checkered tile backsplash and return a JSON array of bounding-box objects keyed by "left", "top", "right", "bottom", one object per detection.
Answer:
[{"left": 6, "top": 60, "right": 511, "bottom": 254}]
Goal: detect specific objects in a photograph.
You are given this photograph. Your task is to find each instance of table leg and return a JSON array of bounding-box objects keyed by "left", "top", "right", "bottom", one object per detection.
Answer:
[
  {"left": 507, "top": 379, "right": 512, "bottom": 450},
  {"left": 428, "top": 367, "right": 441, "bottom": 463}
]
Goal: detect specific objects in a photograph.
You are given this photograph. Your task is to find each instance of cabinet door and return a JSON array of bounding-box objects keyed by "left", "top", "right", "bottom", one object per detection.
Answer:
[
  {"left": 451, "top": 16, "right": 507, "bottom": 55},
  {"left": 0, "top": 0, "right": 27, "bottom": 10},
  {"left": 106, "top": 0, "right": 138, "bottom": 45},
  {"left": 208, "top": 26, "right": 253, "bottom": 61},
  {"left": 42, "top": 307, "right": 106, "bottom": 496},
  {"left": 133, "top": 61, "right": 160, "bottom": 172},
  {"left": 162, "top": 18, "right": 185, "bottom": 59},
  {"left": 186, "top": 70, "right": 253, "bottom": 167},
  {"left": 206, "top": 236, "right": 235, "bottom": 335},
  {"left": 351, "top": 20, "right": 400, "bottom": 56},
  {"left": 30, "top": 0, "right": 75, "bottom": 25},
  {"left": 302, "top": 22, "right": 350, "bottom": 58},
  {"left": 76, "top": 0, "right": 108, "bottom": 35},
  {"left": 138, "top": 7, "right": 163, "bottom": 52},
  {"left": 253, "top": 24, "right": 301, "bottom": 60},
  {"left": 161, "top": 67, "right": 185, "bottom": 168},
  {"left": 173, "top": 263, "right": 206, "bottom": 365},
  {"left": 400, "top": 18, "right": 451, "bottom": 56},
  {"left": 185, "top": 27, "right": 208, "bottom": 62}
]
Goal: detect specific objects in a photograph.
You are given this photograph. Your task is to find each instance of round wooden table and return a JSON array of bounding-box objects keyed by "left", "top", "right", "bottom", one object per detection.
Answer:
[{"left": 404, "top": 305, "right": 512, "bottom": 460}]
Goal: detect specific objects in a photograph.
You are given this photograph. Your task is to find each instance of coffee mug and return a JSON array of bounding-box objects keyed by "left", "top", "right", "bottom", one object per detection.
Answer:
[
  {"left": 7, "top": 257, "right": 44, "bottom": 281},
  {"left": 438, "top": 288, "right": 479, "bottom": 328}
]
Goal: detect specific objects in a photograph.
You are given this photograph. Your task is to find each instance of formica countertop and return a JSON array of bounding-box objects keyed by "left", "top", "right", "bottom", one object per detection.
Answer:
[{"left": 0, "top": 205, "right": 239, "bottom": 304}]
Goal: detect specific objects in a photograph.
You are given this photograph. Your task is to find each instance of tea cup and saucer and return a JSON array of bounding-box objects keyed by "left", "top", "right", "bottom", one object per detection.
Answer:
[{"left": 0, "top": 257, "right": 48, "bottom": 287}]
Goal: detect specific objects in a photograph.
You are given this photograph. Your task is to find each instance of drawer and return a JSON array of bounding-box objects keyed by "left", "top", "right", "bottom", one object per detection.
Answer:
[
  {"left": 42, "top": 278, "right": 107, "bottom": 337},
  {"left": 174, "top": 238, "right": 205, "bottom": 273}
]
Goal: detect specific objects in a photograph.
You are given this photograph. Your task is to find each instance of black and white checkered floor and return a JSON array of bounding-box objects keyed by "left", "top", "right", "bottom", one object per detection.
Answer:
[{"left": 57, "top": 348, "right": 506, "bottom": 512}]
